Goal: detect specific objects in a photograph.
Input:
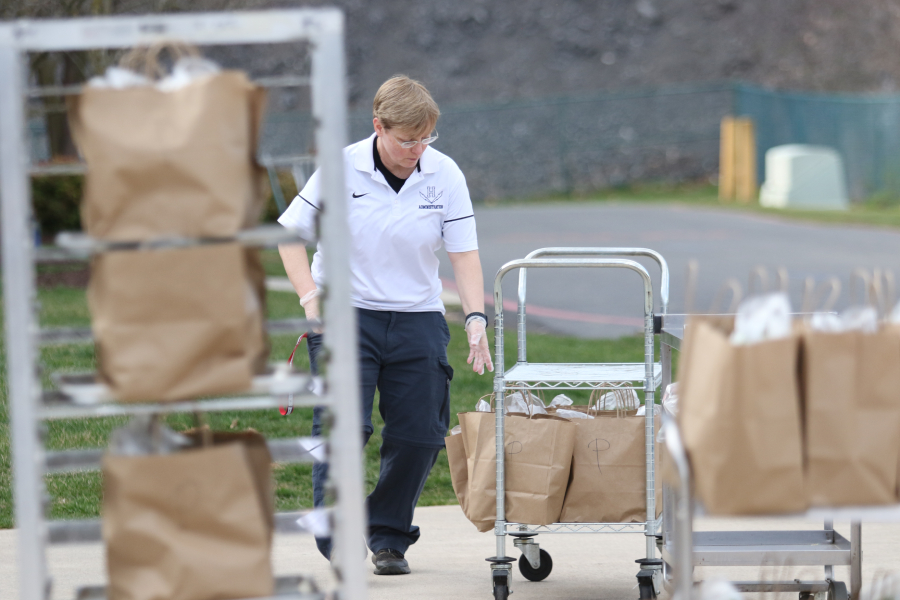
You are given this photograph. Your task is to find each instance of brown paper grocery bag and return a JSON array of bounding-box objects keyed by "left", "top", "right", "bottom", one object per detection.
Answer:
[
  {"left": 457, "top": 411, "right": 500, "bottom": 532},
  {"left": 243, "top": 247, "right": 271, "bottom": 374},
  {"left": 445, "top": 432, "right": 469, "bottom": 510},
  {"left": 891, "top": 324, "right": 900, "bottom": 501},
  {"left": 68, "top": 71, "right": 267, "bottom": 240},
  {"left": 802, "top": 327, "right": 900, "bottom": 506},
  {"left": 559, "top": 409, "right": 662, "bottom": 523},
  {"left": 445, "top": 431, "right": 496, "bottom": 532},
  {"left": 103, "top": 441, "right": 274, "bottom": 600},
  {"left": 459, "top": 410, "right": 576, "bottom": 529},
  {"left": 182, "top": 430, "right": 275, "bottom": 536},
  {"left": 88, "top": 243, "right": 267, "bottom": 402},
  {"left": 677, "top": 317, "right": 806, "bottom": 514}
]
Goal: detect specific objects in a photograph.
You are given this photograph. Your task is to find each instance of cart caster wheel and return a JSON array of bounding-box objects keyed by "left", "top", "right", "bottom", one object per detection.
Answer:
[
  {"left": 637, "top": 580, "right": 656, "bottom": 599},
  {"left": 493, "top": 574, "right": 510, "bottom": 600},
  {"left": 635, "top": 558, "right": 660, "bottom": 599},
  {"left": 829, "top": 581, "right": 849, "bottom": 600},
  {"left": 518, "top": 549, "right": 552, "bottom": 582}
]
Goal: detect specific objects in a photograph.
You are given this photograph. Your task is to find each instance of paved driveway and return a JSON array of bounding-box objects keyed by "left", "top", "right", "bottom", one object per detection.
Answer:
[
  {"left": 439, "top": 203, "right": 900, "bottom": 338},
  {"left": 3, "top": 510, "right": 896, "bottom": 600}
]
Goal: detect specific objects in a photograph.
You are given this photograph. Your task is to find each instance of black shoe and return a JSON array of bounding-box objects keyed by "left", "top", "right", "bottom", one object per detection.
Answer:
[{"left": 371, "top": 548, "right": 410, "bottom": 575}]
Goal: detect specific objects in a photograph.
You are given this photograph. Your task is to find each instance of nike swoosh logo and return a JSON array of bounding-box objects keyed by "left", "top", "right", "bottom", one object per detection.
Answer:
[{"left": 352, "top": 192, "right": 369, "bottom": 198}]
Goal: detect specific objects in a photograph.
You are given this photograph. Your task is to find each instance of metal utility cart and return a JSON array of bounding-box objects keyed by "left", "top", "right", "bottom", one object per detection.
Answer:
[
  {"left": 658, "top": 315, "right": 862, "bottom": 600},
  {"left": 0, "top": 10, "right": 367, "bottom": 600},
  {"left": 487, "top": 248, "right": 669, "bottom": 600}
]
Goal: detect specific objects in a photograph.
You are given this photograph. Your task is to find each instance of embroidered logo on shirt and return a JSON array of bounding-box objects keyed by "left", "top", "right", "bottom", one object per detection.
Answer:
[
  {"left": 352, "top": 192, "right": 369, "bottom": 198},
  {"left": 419, "top": 186, "right": 443, "bottom": 209}
]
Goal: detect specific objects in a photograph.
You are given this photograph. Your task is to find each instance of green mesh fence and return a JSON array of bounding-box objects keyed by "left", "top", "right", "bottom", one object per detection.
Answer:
[
  {"left": 261, "top": 83, "right": 732, "bottom": 201},
  {"left": 175, "top": 82, "right": 900, "bottom": 203},
  {"left": 25, "top": 81, "right": 900, "bottom": 203},
  {"left": 735, "top": 83, "right": 900, "bottom": 201}
]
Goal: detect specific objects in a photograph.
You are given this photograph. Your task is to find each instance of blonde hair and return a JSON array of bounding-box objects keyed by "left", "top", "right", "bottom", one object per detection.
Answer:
[{"left": 373, "top": 75, "right": 440, "bottom": 134}]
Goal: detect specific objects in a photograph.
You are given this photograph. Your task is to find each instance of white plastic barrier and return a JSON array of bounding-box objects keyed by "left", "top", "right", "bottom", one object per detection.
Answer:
[{"left": 759, "top": 144, "right": 849, "bottom": 210}]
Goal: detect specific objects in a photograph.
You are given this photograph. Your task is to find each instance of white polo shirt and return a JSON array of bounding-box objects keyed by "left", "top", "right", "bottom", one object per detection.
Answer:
[{"left": 278, "top": 133, "right": 478, "bottom": 313}]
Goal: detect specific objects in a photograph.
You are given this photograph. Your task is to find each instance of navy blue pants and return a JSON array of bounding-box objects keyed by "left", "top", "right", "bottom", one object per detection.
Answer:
[{"left": 308, "top": 309, "right": 453, "bottom": 558}]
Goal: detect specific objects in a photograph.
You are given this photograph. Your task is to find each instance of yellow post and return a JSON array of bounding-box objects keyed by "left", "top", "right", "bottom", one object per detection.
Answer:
[
  {"left": 734, "top": 118, "right": 757, "bottom": 203},
  {"left": 719, "top": 116, "right": 757, "bottom": 203},
  {"left": 719, "top": 116, "right": 736, "bottom": 202}
]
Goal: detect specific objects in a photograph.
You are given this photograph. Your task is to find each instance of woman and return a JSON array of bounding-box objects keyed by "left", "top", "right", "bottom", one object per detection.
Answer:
[{"left": 278, "top": 75, "right": 492, "bottom": 576}]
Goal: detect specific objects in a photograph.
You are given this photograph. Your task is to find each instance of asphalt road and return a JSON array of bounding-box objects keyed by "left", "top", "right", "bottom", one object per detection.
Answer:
[{"left": 438, "top": 203, "right": 900, "bottom": 339}]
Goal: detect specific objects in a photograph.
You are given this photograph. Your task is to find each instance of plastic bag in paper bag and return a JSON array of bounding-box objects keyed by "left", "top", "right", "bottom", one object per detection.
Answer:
[
  {"left": 68, "top": 61, "right": 267, "bottom": 240},
  {"left": 801, "top": 311, "right": 900, "bottom": 506},
  {"left": 677, "top": 315, "right": 806, "bottom": 514}
]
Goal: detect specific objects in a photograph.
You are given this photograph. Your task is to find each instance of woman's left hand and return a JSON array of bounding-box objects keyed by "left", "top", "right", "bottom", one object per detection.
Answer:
[
  {"left": 448, "top": 249, "right": 494, "bottom": 375},
  {"left": 465, "top": 318, "right": 494, "bottom": 375}
]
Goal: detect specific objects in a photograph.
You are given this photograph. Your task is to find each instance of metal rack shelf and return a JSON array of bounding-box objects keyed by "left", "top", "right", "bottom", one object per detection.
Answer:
[
  {"left": 45, "top": 436, "right": 324, "bottom": 473},
  {"left": 39, "top": 318, "right": 313, "bottom": 346},
  {"left": 27, "top": 74, "right": 310, "bottom": 99},
  {"left": 77, "top": 591, "right": 323, "bottom": 600},
  {"left": 35, "top": 225, "right": 308, "bottom": 260},
  {"left": 502, "top": 362, "right": 662, "bottom": 391},
  {"left": 673, "top": 530, "right": 852, "bottom": 567},
  {"left": 2, "top": 10, "right": 367, "bottom": 600},
  {"left": 659, "top": 320, "right": 865, "bottom": 600},
  {"left": 40, "top": 391, "right": 324, "bottom": 421},
  {"left": 30, "top": 152, "right": 316, "bottom": 177},
  {"left": 74, "top": 575, "right": 323, "bottom": 600},
  {"left": 48, "top": 509, "right": 327, "bottom": 544},
  {"left": 50, "top": 368, "right": 315, "bottom": 404}
]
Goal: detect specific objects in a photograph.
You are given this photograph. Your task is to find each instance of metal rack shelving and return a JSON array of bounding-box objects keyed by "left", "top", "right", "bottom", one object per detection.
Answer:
[
  {"left": 39, "top": 318, "right": 314, "bottom": 345},
  {"left": 487, "top": 248, "right": 669, "bottom": 600},
  {"left": 73, "top": 575, "right": 325, "bottom": 600},
  {"left": 45, "top": 436, "right": 324, "bottom": 474},
  {"left": 659, "top": 316, "right": 863, "bottom": 600},
  {"left": 47, "top": 225, "right": 309, "bottom": 256},
  {"left": 0, "top": 10, "right": 367, "bottom": 600},
  {"left": 38, "top": 392, "right": 322, "bottom": 421},
  {"left": 46, "top": 510, "right": 329, "bottom": 544}
]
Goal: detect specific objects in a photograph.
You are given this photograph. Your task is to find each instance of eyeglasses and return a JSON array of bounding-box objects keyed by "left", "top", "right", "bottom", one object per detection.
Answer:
[{"left": 391, "top": 130, "right": 439, "bottom": 149}]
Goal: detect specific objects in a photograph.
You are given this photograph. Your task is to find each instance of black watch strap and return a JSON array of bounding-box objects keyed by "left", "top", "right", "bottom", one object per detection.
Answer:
[{"left": 465, "top": 311, "right": 489, "bottom": 325}]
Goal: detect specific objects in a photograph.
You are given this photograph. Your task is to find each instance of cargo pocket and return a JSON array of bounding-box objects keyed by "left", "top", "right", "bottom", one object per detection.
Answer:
[
  {"left": 438, "top": 357, "right": 454, "bottom": 383},
  {"left": 438, "top": 357, "right": 453, "bottom": 435}
]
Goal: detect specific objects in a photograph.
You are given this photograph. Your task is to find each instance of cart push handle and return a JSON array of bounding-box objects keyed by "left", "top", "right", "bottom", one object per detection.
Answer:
[
  {"left": 518, "top": 247, "right": 669, "bottom": 313},
  {"left": 493, "top": 257, "right": 655, "bottom": 378},
  {"left": 515, "top": 248, "right": 667, "bottom": 365}
]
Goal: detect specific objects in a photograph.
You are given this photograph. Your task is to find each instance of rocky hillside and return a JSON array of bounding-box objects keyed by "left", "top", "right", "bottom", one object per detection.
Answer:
[
  {"left": 220, "top": 0, "right": 900, "bottom": 108},
  {"left": 12, "top": 0, "right": 899, "bottom": 107},
  {"left": 12, "top": 0, "right": 900, "bottom": 199}
]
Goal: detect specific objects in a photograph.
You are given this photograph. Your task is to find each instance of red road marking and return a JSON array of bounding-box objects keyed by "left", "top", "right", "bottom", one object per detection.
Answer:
[{"left": 441, "top": 278, "right": 643, "bottom": 327}]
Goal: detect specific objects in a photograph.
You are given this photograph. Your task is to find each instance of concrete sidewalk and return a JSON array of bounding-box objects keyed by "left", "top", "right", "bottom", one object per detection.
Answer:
[{"left": 2, "top": 506, "right": 899, "bottom": 600}]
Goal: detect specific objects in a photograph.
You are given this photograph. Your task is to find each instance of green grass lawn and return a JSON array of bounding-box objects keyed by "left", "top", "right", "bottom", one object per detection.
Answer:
[{"left": 0, "top": 258, "right": 652, "bottom": 527}]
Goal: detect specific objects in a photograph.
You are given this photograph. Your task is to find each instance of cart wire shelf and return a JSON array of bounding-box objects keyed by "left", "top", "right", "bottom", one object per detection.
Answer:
[
  {"left": 507, "top": 517, "right": 662, "bottom": 535},
  {"left": 502, "top": 362, "right": 662, "bottom": 391}
]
